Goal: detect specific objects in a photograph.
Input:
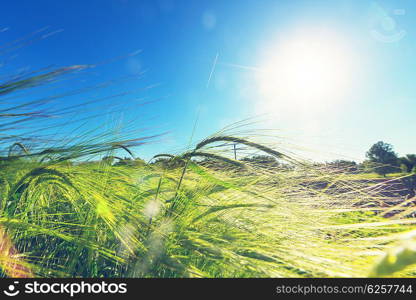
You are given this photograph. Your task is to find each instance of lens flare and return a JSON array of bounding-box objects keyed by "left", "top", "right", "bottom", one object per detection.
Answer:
[{"left": 257, "top": 31, "right": 353, "bottom": 111}]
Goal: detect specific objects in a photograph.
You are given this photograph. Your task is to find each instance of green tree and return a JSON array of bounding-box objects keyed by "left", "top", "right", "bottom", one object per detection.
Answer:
[
  {"left": 366, "top": 141, "right": 399, "bottom": 176},
  {"left": 399, "top": 154, "right": 416, "bottom": 173}
]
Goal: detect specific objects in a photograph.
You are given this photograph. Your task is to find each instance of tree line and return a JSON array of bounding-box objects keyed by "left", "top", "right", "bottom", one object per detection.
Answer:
[
  {"left": 99, "top": 141, "right": 414, "bottom": 177},
  {"left": 224, "top": 141, "right": 415, "bottom": 177},
  {"left": 326, "top": 141, "right": 415, "bottom": 177}
]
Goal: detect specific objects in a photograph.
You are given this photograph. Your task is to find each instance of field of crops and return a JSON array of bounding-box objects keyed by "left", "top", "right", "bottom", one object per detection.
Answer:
[{"left": 1, "top": 138, "right": 416, "bottom": 277}]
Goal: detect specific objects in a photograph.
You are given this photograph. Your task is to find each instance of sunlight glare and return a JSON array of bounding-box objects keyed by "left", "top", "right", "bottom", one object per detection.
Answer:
[{"left": 257, "top": 31, "right": 353, "bottom": 110}]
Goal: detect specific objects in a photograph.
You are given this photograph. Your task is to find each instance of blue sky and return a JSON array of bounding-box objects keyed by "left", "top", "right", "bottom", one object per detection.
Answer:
[{"left": 1, "top": 0, "right": 415, "bottom": 161}]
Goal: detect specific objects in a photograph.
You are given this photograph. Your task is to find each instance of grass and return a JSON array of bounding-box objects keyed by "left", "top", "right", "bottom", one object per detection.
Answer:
[{"left": 1, "top": 147, "right": 416, "bottom": 278}]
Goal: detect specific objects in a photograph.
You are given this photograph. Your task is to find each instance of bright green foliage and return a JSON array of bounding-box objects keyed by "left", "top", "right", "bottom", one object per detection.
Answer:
[
  {"left": 1, "top": 150, "right": 416, "bottom": 277},
  {"left": 371, "top": 232, "right": 416, "bottom": 277}
]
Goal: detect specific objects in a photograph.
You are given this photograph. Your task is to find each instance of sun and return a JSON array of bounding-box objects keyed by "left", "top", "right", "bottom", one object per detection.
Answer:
[{"left": 257, "top": 31, "right": 352, "bottom": 110}]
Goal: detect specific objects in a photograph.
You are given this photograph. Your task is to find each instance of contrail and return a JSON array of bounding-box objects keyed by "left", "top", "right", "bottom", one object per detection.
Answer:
[
  {"left": 218, "top": 62, "right": 261, "bottom": 72},
  {"left": 42, "top": 29, "right": 64, "bottom": 39},
  {"left": 206, "top": 52, "right": 219, "bottom": 88}
]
